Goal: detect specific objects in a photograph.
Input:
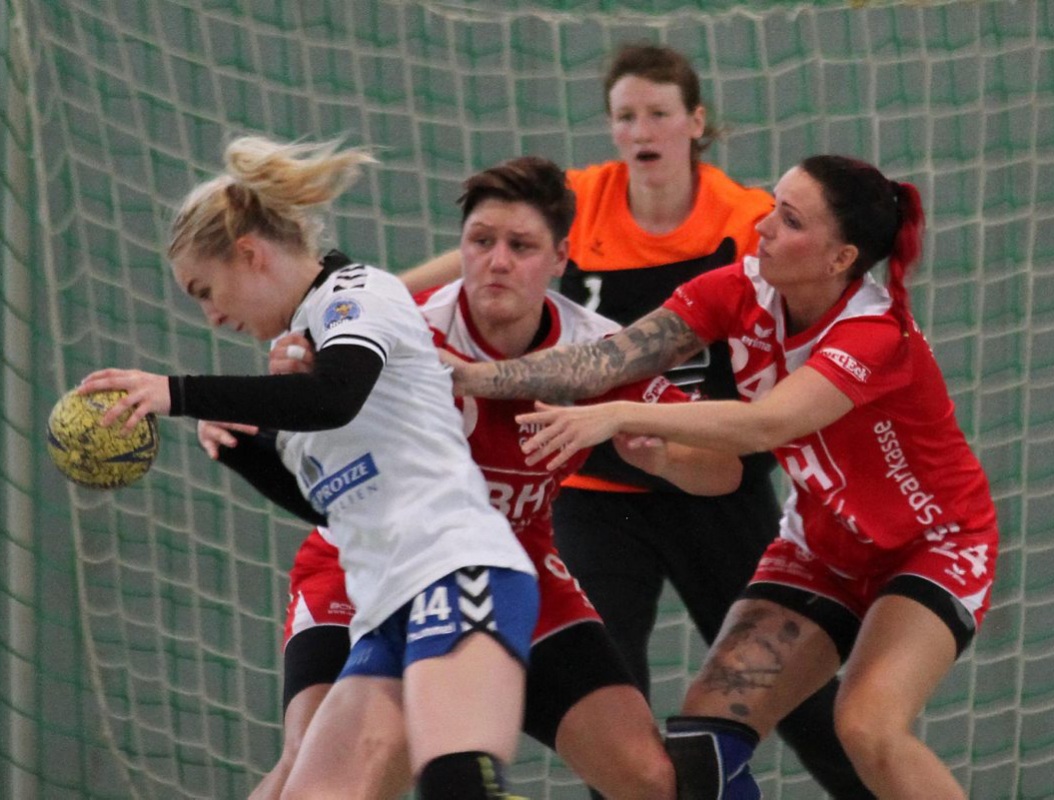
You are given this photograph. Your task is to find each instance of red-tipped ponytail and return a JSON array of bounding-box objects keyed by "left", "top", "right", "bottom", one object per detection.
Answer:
[{"left": 887, "top": 181, "right": 925, "bottom": 329}]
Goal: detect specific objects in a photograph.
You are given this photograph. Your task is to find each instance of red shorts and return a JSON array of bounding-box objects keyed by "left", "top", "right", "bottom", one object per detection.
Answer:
[
  {"left": 753, "top": 525, "right": 998, "bottom": 630},
  {"left": 283, "top": 528, "right": 355, "bottom": 649},
  {"left": 523, "top": 534, "right": 603, "bottom": 643},
  {"left": 282, "top": 527, "right": 597, "bottom": 649}
]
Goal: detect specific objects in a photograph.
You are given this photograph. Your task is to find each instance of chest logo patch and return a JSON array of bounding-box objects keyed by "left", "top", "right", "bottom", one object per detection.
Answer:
[{"left": 323, "top": 298, "right": 362, "bottom": 329}]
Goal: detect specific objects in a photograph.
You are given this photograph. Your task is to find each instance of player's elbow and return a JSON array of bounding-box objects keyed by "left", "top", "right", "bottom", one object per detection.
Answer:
[
  {"left": 665, "top": 446, "right": 743, "bottom": 496},
  {"left": 691, "top": 455, "right": 742, "bottom": 496},
  {"left": 301, "top": 395, "right": 365, "bottom": 431},
  {"left": 714, "top": 458, "right": 743, "bottom": 494},
  {"left": 742, "top": 414, "right": 793, "bottom": 454}
]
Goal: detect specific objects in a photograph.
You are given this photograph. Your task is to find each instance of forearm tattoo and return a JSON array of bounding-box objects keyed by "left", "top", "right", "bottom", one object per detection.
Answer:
[
  {"left": 697, "top": 605, "right": 803, "bottom": 722},
  {"left": 473, "top": 308, "right": 703, "bottom": 401}
]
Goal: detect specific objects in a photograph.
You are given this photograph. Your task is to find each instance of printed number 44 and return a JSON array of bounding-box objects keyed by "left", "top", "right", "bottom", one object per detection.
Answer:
[{"left": 409, "top": 586, "right": 452, "bottom": 625}]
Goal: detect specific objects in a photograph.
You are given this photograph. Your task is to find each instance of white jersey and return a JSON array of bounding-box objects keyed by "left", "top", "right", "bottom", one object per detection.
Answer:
[
  {"left": 276, "top": 262, "right": 534, "bottom": 643},
  {"left": 420, "top": 280, "right": 622, "bottom": 360}
]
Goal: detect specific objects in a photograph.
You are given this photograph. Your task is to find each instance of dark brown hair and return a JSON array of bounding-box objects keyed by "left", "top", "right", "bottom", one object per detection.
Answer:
[
  {"left": 800, "top": 155, "right": 925, "bottom": 327},
  {"left": 458, "top": 156, "right": 576, "bottom": 243},
  {"left": 603, "top": 43, "right": 720, "bottom": 161}
]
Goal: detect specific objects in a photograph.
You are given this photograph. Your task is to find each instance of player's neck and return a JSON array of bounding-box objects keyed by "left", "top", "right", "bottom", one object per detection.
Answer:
[
  {"left": 283, "top": 258, "right": 325, "bottom": 328},
  {"left": 782, "top": 280, "right": 851, "bottom": 336},
  {"left": 626, "top": 168, "right": 697, "bottom": 235},
  {"left": 471, "top": 305, "right": 549, "bottom": 359}
]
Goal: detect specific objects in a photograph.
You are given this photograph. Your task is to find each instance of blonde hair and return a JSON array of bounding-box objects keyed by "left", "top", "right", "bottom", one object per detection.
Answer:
[{"left": 167, "top": 136, "right": 375, "bottom": 262}]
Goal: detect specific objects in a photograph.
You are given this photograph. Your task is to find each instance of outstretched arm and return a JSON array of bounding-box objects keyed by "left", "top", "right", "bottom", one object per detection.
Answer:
[
  {"left": 78, "top": 343, "right": 383, "bottom": 433},
  {"left": 450, "top": 307, "right": 706, "bottom": 402},
  {"left": 613, "top": 433, "right": 743, "bottom": 496},
  {"left": 518, "top": 365, "right": 855, "bottom": 471}
]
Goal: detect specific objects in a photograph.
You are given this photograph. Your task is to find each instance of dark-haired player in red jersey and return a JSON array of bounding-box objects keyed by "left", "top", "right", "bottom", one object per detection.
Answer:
[
  {"left": 211, "top": 155, "right": 742, "bottom": 799},
  {"left": 459, "top": 154, "right": 999, "bottom": 800}
]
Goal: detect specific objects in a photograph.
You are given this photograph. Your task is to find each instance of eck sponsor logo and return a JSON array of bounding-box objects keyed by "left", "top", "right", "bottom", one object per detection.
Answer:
[
  {"left": 820, "top": 347, "right": 870, "bottom": 383},
  {"left": 307, "top": 453, "right": 380, "bottom": 513}
]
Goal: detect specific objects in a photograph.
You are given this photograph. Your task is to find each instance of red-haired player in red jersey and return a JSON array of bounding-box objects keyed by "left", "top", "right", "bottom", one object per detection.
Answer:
[{"left": 454, "top": 154, "right": 999, "bottom": 800}]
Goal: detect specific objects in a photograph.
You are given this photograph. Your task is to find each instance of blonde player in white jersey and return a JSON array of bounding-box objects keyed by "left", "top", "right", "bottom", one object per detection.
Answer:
[{"left": 78, "top": 135, "right": 539, "bottom": 800}]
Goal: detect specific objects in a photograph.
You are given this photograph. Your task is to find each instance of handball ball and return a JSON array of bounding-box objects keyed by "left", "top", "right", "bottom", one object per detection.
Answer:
[{"left": 46, "top": 389, "right": 159, "bottom": 489}]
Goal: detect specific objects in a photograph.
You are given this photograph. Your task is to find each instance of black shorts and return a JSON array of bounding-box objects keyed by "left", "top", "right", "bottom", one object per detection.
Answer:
[
  {"left": 282, "top": 624, "right": 351, "bottom": 713},
  {"left": 523, "top": 620, "right": 637, "bottom": 749},
  {"left": 743, "top": 574, "right": 977, "bottom": 662},
  {"left": 281, "top": 616, "right": 635, "bottom": 747}
]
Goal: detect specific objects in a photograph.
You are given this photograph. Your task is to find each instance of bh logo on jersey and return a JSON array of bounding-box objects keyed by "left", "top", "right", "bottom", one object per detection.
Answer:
[
  {"left": 488, "top": 479, "right": 557, "bottom": 529},
  {"left": 323, "top": 298, "right": 362, "bottom": 330}
]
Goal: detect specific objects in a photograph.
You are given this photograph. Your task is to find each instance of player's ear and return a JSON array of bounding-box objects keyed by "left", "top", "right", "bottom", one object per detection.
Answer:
[
  {"left": 690, "top": 103, "right": 705, "bottom": 139},
  {"left": 552, "top": 237, "right": 569, "bottom": 279},
  {"left": 233, "top": 235, "right": 265, "bottom": 273},
  {"left": 552, "top": 236, "right": 569, "bottom": 280},
  {"left": 830, "top": 242, "right": 858, "bottom": 277}
]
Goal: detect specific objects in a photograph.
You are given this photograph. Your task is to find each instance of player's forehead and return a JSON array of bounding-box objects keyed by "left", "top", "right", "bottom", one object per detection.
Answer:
[
  {"left": 608, "top": 74, "right": 683, "bottom": 110},
  {"left": 171, "top": 252, "right": 222, "bottom": 297},
  {"left": 464, "top": 198, "right": 551, "bottom": 239},
  {"left": 773, "top": 166, "right": 826, "bottom": 217}
]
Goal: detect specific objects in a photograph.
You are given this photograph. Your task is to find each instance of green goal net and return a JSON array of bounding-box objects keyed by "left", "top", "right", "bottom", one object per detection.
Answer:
[{"left": 2, "top": 1, "right": 1052, "bottom": 798}]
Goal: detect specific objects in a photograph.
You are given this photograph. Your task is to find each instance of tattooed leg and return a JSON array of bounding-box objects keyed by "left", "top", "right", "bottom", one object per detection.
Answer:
[{"left": 681, "top": 599, "right": 842, "bottom": 740}]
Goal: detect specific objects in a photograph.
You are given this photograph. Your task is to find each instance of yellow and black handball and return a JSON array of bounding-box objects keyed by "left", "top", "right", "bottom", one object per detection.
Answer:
[{"left": 47, "top": 389, "right": 159, "bottom": 489}]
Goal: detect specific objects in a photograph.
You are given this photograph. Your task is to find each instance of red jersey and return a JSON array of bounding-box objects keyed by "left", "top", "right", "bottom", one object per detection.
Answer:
[
  {"left": 664, "top": 257, "right": 997, "bottom": 578},
  {"left": 421, "top": 282, "right": 685, "bottom": 639},
  {"left": 421, "top": 281, "right": 683, "bottom": 545}
]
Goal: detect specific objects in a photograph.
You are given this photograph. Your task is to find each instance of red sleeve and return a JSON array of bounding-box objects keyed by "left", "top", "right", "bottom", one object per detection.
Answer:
[
  {"left": 805, "top": 316, "right": 911, "bottom": 405},
  {"left": 662, "top": 262, "right": 748, "bottom": 344}
]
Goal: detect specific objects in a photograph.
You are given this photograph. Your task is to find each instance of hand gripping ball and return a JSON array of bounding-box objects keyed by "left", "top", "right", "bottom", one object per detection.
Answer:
[{"left": 46, "top": 389, "right": 159, "bottom": 489}]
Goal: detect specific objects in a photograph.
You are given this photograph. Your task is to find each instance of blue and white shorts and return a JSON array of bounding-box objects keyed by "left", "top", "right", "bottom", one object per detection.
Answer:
[{"left": 338, "top": 566, "right": 539, "bottom": 680}]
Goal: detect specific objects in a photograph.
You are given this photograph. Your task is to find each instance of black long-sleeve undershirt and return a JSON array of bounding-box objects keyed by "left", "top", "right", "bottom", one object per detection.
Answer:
[
  {"left": 168, "top": 343, "right": 383, "bottom": 431},
  {"left": 214, "top": 429, "right": 325, "bottom": 526}
]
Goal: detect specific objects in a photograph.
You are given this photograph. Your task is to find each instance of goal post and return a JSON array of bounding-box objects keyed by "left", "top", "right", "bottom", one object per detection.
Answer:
[{"left": 2, "top": 1, "right": 1052, "bottom": 798}]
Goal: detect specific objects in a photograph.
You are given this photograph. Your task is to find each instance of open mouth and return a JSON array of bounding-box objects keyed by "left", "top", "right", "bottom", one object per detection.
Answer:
[{"left": 636, "top": 151, "right": 660, "bottom": 162}]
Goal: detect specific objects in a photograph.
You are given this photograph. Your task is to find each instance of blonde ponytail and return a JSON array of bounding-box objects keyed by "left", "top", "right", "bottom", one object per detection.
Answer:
[{"left": 168, "top": 136, "right": 375, "bottom": 263}]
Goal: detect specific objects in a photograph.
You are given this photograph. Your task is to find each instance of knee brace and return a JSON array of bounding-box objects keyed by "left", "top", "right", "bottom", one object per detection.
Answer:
[
  {"left": 664, "top": 716, "right": 761, "bottom": 800},
  {"left": 417, "top": 751, "right": 524, "bottom": 800}
]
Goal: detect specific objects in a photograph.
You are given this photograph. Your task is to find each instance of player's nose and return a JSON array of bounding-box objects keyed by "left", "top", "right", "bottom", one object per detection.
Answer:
[{"left": 488, "top": 241, "right": 513, "bottom": 271}]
